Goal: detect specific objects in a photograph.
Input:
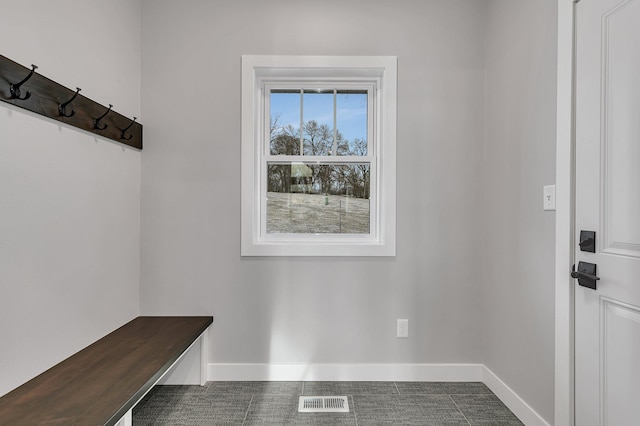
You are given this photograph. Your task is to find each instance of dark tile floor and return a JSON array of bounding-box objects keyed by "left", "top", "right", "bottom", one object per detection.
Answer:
[{"left": 132, "top": 381, "right": 523, "bottom": 425}]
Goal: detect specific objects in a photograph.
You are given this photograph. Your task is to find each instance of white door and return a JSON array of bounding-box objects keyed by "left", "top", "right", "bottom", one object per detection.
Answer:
[{"left": 574, "top": 0, "right": 640, "bottom": 424}]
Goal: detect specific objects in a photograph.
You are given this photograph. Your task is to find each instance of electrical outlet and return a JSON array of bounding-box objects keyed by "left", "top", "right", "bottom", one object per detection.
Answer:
[{"left": 397, "top": 319, "right": 408, "bottom": 338}]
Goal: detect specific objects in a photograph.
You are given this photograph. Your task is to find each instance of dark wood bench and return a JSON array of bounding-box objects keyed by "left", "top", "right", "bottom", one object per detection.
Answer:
[{"left": 0, "top": 316, "right": 213, "bottom": 425}]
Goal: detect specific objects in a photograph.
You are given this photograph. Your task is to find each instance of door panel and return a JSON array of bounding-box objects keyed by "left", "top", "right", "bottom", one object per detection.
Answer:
[
  {"left": 601, "top": 0, "right": 640, "bottom": 256},
  {"left": 601, "top": 298, "right": 640, "bottom": 425},
  {"left": 575, "top": 0, "right": 640, "bottom": 424}
]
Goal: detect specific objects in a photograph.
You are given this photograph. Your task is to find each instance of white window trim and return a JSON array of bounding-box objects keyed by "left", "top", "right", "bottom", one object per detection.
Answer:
[{"left": 241, "top": 55, "right": 397, "bottom": 256}]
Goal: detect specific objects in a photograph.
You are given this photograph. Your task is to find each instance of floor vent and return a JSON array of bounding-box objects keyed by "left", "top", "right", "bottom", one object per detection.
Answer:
[{"left": 298, "top": 396, "right": 350, "bottom": 413}]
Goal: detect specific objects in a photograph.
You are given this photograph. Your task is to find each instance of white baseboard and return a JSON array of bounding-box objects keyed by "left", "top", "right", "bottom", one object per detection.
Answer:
[
  {"left": 482, "top": 366, "right": 550, "bottom": 426},
  {"left": 206, "top": 363, "right": 549, "bottom": 425},
  {"left": 208, "top": 363, "right": 483, "bottom": 382}
]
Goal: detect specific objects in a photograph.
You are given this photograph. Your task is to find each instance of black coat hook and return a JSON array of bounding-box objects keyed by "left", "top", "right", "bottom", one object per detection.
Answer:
[
  {"left": 93, "top": 104, "right": 112, "bottom": 130},
  {"left": 120, "top": 116, "right": 137, "bottom": 140},
  {"left": 58, "top": 87, "right": 81, "bottom": 118},
  {"left": 10, "top": 64, "right": 38, "bottom": 100}
]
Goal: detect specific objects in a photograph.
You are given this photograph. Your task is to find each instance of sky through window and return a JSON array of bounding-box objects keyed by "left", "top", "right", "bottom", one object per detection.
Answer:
[{"left": 270, "top": 90, "right": 367, "bottom": 145}]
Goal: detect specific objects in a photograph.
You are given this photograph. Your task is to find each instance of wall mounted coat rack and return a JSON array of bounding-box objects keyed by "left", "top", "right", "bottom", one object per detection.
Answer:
[{"left": 0, "top": 54, "right": 142, "bottom": 149}]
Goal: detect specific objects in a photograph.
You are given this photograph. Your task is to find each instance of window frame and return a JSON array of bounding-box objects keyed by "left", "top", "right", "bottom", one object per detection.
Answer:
[
  {"left": 241, "top": 55, "right": 397, "bottom": 256},
  {"left": 263, "top": 82, "right": 376, "bottom": 239}
]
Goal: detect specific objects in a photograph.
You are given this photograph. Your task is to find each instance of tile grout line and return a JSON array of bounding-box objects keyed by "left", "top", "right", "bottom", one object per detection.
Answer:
[
  {"left": 351, "top": 395, "right": 358, "bottom": 426},
  {"left": 241, "top": 394, "right": 254, "bottom": 426},
  {"left": 448, "top": 394, "right": 472, "bottom": 426}
]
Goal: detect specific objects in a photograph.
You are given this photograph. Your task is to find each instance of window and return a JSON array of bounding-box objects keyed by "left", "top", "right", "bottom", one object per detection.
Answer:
[{"left": 241, "top": 56, "right": 396, "bottom": 256}]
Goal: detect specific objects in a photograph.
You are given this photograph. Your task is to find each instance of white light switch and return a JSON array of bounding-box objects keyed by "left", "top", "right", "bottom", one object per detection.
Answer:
[{"left": 543, "top": 185, "right": 556, "bottom": 211}]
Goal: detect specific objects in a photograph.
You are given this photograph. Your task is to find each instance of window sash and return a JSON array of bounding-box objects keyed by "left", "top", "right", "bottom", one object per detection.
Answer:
[
  {"left": 263, "top": 82, "right": 375, "bottom": 158},
  {"left": 259, "top": 159, "right": 378, "bottom": 241}
]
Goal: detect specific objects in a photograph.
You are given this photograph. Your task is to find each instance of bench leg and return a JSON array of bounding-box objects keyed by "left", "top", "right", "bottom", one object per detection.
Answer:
[
  {"left": 200, "top": 326, "right": 209, "bottom": 386},
  {"left": 115, "top": 409, "right": 132, "bottom": 426}
]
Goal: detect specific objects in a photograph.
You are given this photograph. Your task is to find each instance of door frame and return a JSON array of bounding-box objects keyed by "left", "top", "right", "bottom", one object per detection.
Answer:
[{"left": 556, "top": 0, "right": 577, "bottom": 425}]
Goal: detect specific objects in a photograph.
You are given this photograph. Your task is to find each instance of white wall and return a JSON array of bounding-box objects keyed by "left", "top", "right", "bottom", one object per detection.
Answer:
[
  {"left": 483, "top": 0, "right": 557, "bottom": 423},
  {"left": 140, "top": 0, "right": 486, "bottom": 366},
  {"left": 0, "top": 0, "right": 141, "bottom": 396}
]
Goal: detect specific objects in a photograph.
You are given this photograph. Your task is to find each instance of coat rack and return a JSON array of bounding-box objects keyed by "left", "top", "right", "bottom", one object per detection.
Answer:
[{"left": 0, "top": 54, "right": 142, "bottom": 149}]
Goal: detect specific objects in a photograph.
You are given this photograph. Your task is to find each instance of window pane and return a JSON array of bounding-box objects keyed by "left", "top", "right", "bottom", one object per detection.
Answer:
[
  {"left": 270, "top": 90, "right": 301, "bottom": 155},
  {"left": 267, "top": 163, "right": 370, "bottom": 234},
  {"left": 336, "top": 91, "right": 367, "bottom": 156},
  {"left": 303, "top": 91, "right": 333, "bottom": 156}
]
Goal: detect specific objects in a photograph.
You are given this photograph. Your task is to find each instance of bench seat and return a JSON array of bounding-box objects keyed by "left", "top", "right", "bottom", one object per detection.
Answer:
[{"left": 0, "top": 316, "right": 213, "bottom": 425}]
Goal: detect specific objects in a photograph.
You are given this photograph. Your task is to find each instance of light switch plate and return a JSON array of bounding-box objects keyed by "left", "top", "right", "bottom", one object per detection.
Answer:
[{"left": 543, "top": 185, "right": 556, "bottom": 211}]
